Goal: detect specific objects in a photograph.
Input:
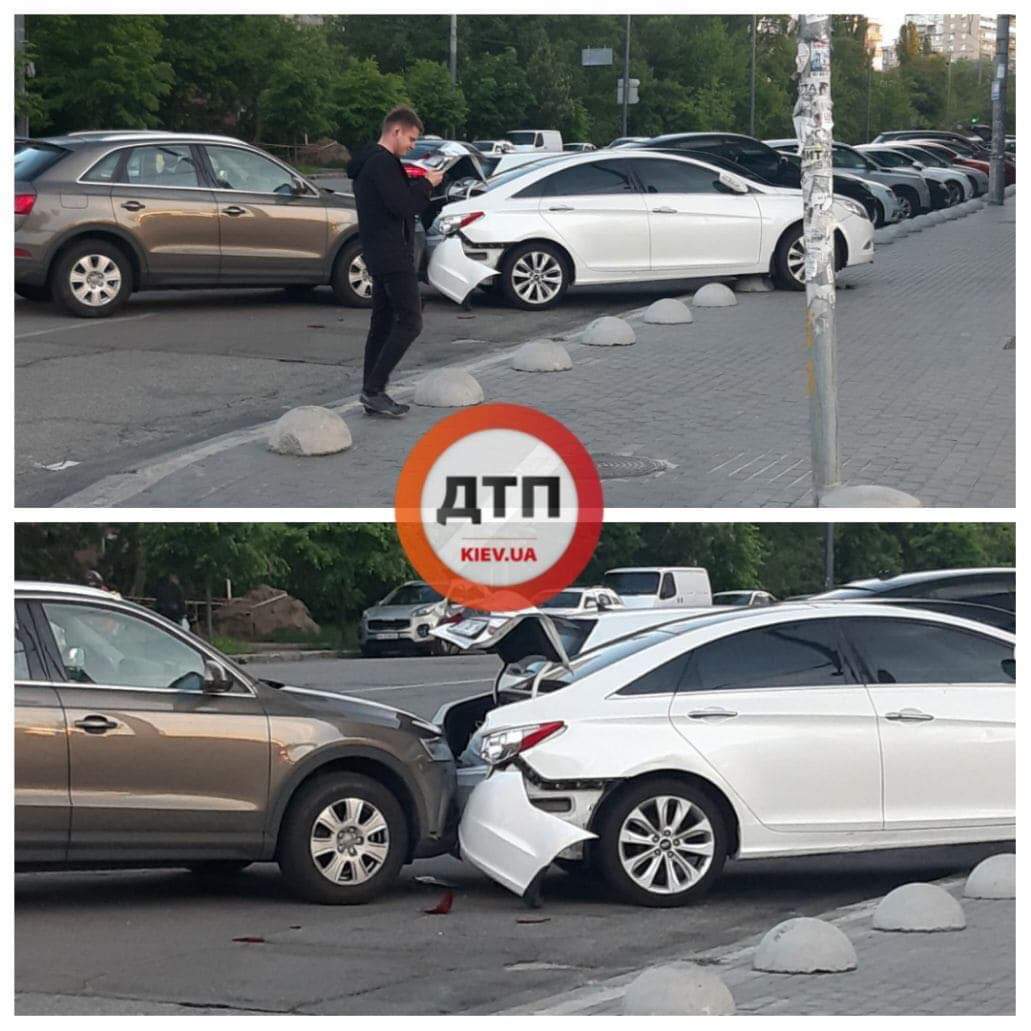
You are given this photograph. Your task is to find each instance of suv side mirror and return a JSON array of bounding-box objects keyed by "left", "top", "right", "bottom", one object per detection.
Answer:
[
  {"left": 290, "top": 177, "right": 308, "bottom": 196},
  {"left": 202, "top": 659, "right": 233, "bottom": 693}
]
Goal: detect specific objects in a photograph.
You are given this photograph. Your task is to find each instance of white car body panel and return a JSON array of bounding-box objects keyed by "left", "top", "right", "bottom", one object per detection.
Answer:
[
  {"left": 427, "top": 234, "right": 498, "bottom": 304},
  {"left": 646, "top": 190, "right": 764, "bottom": 270},
  {"left": 453, "top": 604, "right": 1014, "bottom": 891},
  {"left": 540, "top": 191, "right": 651, "bottom": 273},
  {"left": 459, "top": 768, "right": 595, "bottom": 896}
]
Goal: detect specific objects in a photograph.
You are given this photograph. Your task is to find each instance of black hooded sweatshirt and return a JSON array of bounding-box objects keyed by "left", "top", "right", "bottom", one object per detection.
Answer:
[{"left": 347, "top": 144, "right": 433, "bottom": 277}]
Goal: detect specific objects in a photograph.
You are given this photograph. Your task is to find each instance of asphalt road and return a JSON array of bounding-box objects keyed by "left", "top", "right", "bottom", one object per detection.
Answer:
[
  {"left": 15, "top": 278, "right": 697, "bottom": 507},
  {"left": 15, "top": 654, "right": 1013, "bottom": 1015}
]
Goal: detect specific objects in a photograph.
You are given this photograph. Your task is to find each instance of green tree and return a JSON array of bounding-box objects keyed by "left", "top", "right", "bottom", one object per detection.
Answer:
[
  {"left": 259, "top": 24, "right": 338, "bottom": 144},
  {"left": 26, "top": 14, "right": 173, "bottom": 133},
  {"left": 896, "top": 22, "right": 922, "bottom": 65},
  {"left": 333, "top": 57, "right": 409, "bottom": 150},
  {"left": 405, "top": 59, "right": 468, "bottom": 136},
  {"left": 461, "top": 49, "right": 530, "bottom": 139}
]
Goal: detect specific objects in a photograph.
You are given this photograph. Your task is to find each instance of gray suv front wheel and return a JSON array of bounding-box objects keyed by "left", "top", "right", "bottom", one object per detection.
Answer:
[{"left": 53, "top": 239, "right": 132, "bottom": 318}]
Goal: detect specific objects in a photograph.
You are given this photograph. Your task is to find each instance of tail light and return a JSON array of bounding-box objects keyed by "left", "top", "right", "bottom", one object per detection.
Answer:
[
  {"left": 15, "top": 193, "right": 35, "bottom": 216},
  {"left": 405, "top": 164, "right": 428, "bottom": 179},
  {"left": 479, "top": 721, "right": 565, "bottom": 765}
]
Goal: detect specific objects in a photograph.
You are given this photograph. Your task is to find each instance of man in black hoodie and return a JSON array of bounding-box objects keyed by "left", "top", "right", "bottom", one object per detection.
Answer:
[{"left": 347, "top": 107, "right": 443, "bottom": 417}]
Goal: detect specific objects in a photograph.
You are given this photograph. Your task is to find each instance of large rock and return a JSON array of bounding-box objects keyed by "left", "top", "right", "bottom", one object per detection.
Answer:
[
  {"left": 581, "top": 316, "right": 636, "bottom": 346},
  {"left": 214, "top": 585, "right": 320, "bottom": 640},
  {"left": 819, "top": 484, "right": 922, "bottom": 508},
  {"left": 964, "top": 854, "right": 1016, "bottom": 899},
  {"left": 693, "top": 282, "right": 737, "bottom": 307},
  {"left": 268, "top": 406, "right": 352, "bottom": 457},
  {"left": 873, "top": 883, "right": 966, "bottom": 932},
  {"left": 643, "top": 298, "right": 693, "bottom": 324},
  {"left": 735, "top": 275, "right": 774, "bottom": 293},
  {"left": 512, "top": 339, "right": 572, "bottom": 372},
  {"left": 753, "top": 918, "right": 858, "bottom": 973},
  {"left": 622, "top": 964, "right": 735, "bottom": 1016},
  {"left": 414, "top": 369, "right": 484, "bottom": 407}
]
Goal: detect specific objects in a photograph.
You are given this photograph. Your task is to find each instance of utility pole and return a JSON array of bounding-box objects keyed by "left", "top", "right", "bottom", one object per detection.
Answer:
[
  {"left": 449, "top": 14, "right": 457, "bottom": 85},
  {"left": 989, "top": 15, "right": 1010, "bottom": 205},
  {"left": 794, "top": 14, "right": 840, "bottom": 502},
  {"left": 15, "top": 13, "right": 28, "bottom": 137},
  {"left": 749, "top": 15, "right": 757, "bottom": 137},
  {"left": 621, "top": 15, "right": 631, "bottom": 137},
  {"left": 865, "top": 61, "right": 873, "bottom": 142},
  {"left": 945, "top": 55, "right": 952, "bottom": 126},
  {"left": 823, "top": 524, "right": 835, "bottom": 588}
]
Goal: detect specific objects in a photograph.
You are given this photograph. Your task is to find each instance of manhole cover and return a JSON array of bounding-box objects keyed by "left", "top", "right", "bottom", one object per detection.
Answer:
[{"left": 591, "top": 453, "right": 669, "bottom": 479}]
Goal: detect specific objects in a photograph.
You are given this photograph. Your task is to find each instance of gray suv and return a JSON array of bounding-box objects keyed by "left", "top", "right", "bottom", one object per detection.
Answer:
[
  {"left": 15, "top": 581, "right": 456, "bottom": 904},
  {"left": 15, "top": 131, "right": 422, "bottom": 318}
]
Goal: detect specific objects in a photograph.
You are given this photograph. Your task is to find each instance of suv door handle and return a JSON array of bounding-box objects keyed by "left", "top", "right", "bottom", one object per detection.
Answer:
[
  {"left": 652, "top": 206, "right": 678, "bottom": 213},
  {"left": 547, "top": 205, "right": 574, "bottom": 211},
  {"left": 223, "top": 206, "right": 247, "bottom": 217},
  {"left": 687, "top": 707, "right": 738, "bottom": 720},
  {"left": 884, "top": 708, "right": 934, "bottom": 722},
  {"left": 74, "top": 715, "right": 119, "bottom": 734},
  {"left": 120, "top": 201, "right": 145, "bottom": 211}
]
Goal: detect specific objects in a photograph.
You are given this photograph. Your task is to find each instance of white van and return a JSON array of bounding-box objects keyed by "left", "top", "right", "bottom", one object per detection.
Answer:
[
  {"left": 505, "top": 129, "right": 563, "bottom": 153},
  {"left": 603, "top": 567, "right": 712, "bottom": 608}
]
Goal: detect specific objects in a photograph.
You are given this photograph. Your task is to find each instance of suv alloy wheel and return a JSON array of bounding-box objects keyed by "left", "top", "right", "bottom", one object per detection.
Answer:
[{"left": 53, "top": 238, "right": 131, "bottom": 317}]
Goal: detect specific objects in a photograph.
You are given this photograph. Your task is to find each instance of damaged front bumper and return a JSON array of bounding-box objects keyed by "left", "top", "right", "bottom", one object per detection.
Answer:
[
  {"left": 427, "top": 234, "right": 498, "bottom": 305},
  {"left": 458, "top": 767, "right": 596, "bottom": 897}
]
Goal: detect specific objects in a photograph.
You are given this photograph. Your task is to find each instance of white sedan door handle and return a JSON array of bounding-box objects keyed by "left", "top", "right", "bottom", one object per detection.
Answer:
[
  {"left": 548, "top": 205, "right": 574, "bottom": 211},
  {"left": 687, "top": 707, "right": 738, "bottom": 720},
  {"left": 884, "top": 708, "right": 934, "bottom": 722},
  {"left": 652, "top": 206, "right": 677, "bottom": 214}
]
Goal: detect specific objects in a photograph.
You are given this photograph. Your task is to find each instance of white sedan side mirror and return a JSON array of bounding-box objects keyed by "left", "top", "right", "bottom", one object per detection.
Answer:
[{"left": 718, "top": 170, "right": 750, "bottom": 195}]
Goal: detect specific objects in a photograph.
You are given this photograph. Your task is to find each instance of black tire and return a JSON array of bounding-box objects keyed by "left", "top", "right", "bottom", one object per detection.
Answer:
[
  {"left": 894, "top": 187, "right": 919, "bottom": 220},
  {"left": 945, "top": 180, "right": 963, "bottom": 206},
  {"left": 772, "top": 224, "right": 806, "bottom": 291},
  {"left": 15, "top": 283, "right": 52, "bottom": 303},
  {"left": 330, "top": 239, "right": 373, "bottom": 308},
  {"left": 595, "top": 778, "right": 728, "bottom": 908},
  {"left": 185, "top": 860, "right": 252, "bottom": 876},
  {"left": 500, "top": 241, "right": 570, "bottom": 310},
  {"left": 277, "top": 772, "right": 408, "bottom": 905},
  {"left": 871, "top": 199, "right": 885, "bottom": 228},
  {"left": 52, "top": 238, "right": 132, "bottom": 318}
]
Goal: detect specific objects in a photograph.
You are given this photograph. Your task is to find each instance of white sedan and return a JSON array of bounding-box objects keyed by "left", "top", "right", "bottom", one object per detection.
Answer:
[
  {"left": 443, "top": 603, "right": 1014, "bottom": 906},
  {"left": 426, "top": 149, "right": 874, "bottom": 309}
]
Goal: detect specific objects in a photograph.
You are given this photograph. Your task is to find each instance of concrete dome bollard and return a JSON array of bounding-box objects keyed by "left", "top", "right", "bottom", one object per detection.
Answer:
[
  {"left": 964, "top": 854, "right": 1016, "bottom": 899},
  {"left": 413, "top": 368, "right": 484, "bottom": 407},
  {"left": 736, "top": 275, "right": 775, "bottom": 293},
  {"left": 622, "top": 964, "right": 735, "bottom": 1016},
  {"left": 693, "top": 282, "right": 737, "bottom": 307},
  {"left": 643, "top": 298, "right": 693, "bottom": 324},
  {"left": 874, "top": 227, "right": 896, "bottom": 245},
  {"left": 928, "top": 210, "right": 946, "bottom": 225},
  {"left": 511, "top": 338, "right": 573, "bottom": 372},
  {"left": 893, "top": 221, "right": 912, "bottom": 237},
  {"left": 581, "top": 315, "right": 636, "bottom": 346},
  {"left": 819, "top": 484, "right": 922, "bottom": 508},
  {"left": 753, "top": 918, "right": 858, "bottom": 974},
  {"left": 873, "top": 883, "right": 966, "bottom": 932},
  {"left": 268, "top": 406, "right": 352, "bottom": 457}
]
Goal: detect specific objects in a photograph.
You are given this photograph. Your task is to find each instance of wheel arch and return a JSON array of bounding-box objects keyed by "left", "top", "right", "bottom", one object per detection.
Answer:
[
  {"left": 328, "top": 226, "right": 363, "bottom": 273},
  {"left": 47, "top": 227, "right": 144, "bottom": 292},
  {"left": 501, "top": 236, "right": 577, "bottom": 286},
  {"left": 769, "top": 219, "right": 847, "bottom": 276},
  {"left": 269, "top": 746, "right": 423, "bottom": 863},
  {"left": 588, "top": 768, "right": 742, "bottom": 858}
]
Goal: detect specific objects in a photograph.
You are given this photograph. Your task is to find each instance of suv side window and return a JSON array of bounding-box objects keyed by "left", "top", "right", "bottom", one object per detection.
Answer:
[
  {"left": 684, "top": 619, "right": 849, "bottom": 691},
  {"left": 659, "top": 573, "right": 677, "bottom": 600},
  {"left": 635, "top": 159, "right": 720, "bottom": 194},
  {"left": 616, "top": 652, "right": 691, "bottom": 696},
  {"left": 123, "top": 145, "right": 201, "bottom": 188},
  {"left": 81, "top": 149, "right": 123, "bottom": 184},
  {"left": 15, "top": 621, "right": 31, "bottom": 680},
  {"left": 540, "top": 160, "right": 637, "bottom": 197},
  {"left": 40, "top": 601, "right": 207, "bottom": 692},
  {"left": 843, "top": 617, "right": 1014, "bottom": 685},
  {"left": 204, "top": 145, "right": 296, "bottom": 194}
]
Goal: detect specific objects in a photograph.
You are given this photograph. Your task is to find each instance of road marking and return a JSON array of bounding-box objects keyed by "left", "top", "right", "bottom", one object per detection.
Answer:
[
  {"left": 52, "top": 298, "right": 662, "bottom": 507},
  {"left": 16, "top": 312, "right": 156, "bottom": 340}
]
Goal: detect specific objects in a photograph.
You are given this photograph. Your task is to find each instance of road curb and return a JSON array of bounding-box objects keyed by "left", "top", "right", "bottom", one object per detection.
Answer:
[{"left": 236, "top": 648, "right": 354, "bottom": 664}]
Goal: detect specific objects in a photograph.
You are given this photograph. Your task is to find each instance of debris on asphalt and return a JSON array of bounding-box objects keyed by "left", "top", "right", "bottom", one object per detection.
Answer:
[
  {"left": 306, "top": 324, "right": 326, "bottom": 329},
  {"left": 415, "top": 875, "right": 461, "bottom": 890},
  {"left": 232, "top": 936, "right": 266, "bottom": 944},
  {"left": 424, "top": 890, "right": 455, "bottom": 915},
  {"left": 516, "top": 916, "right": 551, "bottom": 925}
]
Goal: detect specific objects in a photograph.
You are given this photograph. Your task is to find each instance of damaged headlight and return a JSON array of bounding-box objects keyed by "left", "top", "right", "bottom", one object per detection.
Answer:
[
  {"left": 479, "top": 721, "right": 565, "bottom": 766},
  {"left": 433, "top": 211, "right": 486, "bottom": 237}
]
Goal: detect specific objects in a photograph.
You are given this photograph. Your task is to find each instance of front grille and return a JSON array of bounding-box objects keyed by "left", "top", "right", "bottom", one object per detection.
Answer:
[{"left": 368, "top": 618, "right": 409, "bottom": 631}]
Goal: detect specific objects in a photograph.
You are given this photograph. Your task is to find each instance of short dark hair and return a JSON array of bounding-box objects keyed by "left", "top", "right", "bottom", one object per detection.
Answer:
[{"left": 382, "top": 106, "right": 424, "bottom": 135}]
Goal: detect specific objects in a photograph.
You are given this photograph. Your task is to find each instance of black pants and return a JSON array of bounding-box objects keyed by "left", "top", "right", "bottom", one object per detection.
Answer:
[{"left": 362, "top": 270, "right": 423, "bottom": 394}]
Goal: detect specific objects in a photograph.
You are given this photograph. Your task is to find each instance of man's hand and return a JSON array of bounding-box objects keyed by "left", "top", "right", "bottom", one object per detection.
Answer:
[{"left": 425, "top": 169, "right": 444, "bottom": 188}]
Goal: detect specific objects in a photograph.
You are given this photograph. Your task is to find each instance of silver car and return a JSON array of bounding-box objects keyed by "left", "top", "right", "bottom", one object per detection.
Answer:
[{"left": 359, "top": 581, "right": 456, "bottom": 657}]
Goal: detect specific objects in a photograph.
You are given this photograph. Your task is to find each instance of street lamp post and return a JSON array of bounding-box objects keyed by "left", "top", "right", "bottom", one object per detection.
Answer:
[
  {"left": 989, "top": 15, "right": 1010, "bottom": 205},
  {"left": 794, "top": 14, "right": 840, "bottom": 502},
  {"left": 749, "top": 15, "right": 757, "bottom": 137},
  {"left": 621, "top": 14, "right": 631, "bottom": 137}
]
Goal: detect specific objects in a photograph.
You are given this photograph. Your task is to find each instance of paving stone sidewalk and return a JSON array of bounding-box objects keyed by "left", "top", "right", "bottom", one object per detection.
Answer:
[
  {"left": 503, "top": 881, "right": 1015, "bottom": 1016},
  {"left": 60, "top": 198, "right": 1015, "bottom": 509}
]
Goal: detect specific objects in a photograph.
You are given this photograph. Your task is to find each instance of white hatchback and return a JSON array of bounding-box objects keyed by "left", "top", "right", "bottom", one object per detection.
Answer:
[
  {"left": 446, "top": 603, "right": 1015, "bottom": 907},
  {"left": 426, "top": 149, "right": 874, "bottom": 308}
]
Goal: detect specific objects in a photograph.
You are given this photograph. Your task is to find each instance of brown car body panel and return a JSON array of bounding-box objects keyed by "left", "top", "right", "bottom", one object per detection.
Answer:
[{"left": 14, "top": 586, "right": 457, "bottom": 871}]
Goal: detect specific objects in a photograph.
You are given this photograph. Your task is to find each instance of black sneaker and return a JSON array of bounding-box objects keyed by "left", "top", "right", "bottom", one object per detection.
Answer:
[{"left": 361, "top": 390, "right": 409, "bottom": 417}]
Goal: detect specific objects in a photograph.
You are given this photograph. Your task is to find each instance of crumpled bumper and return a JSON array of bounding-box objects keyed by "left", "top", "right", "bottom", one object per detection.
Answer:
[
  {"left": 427, "top": 234, "right": 498, "bottom": 305},
  {"left": 458, "top": 767, "right": 595, "bottom": 897}
]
